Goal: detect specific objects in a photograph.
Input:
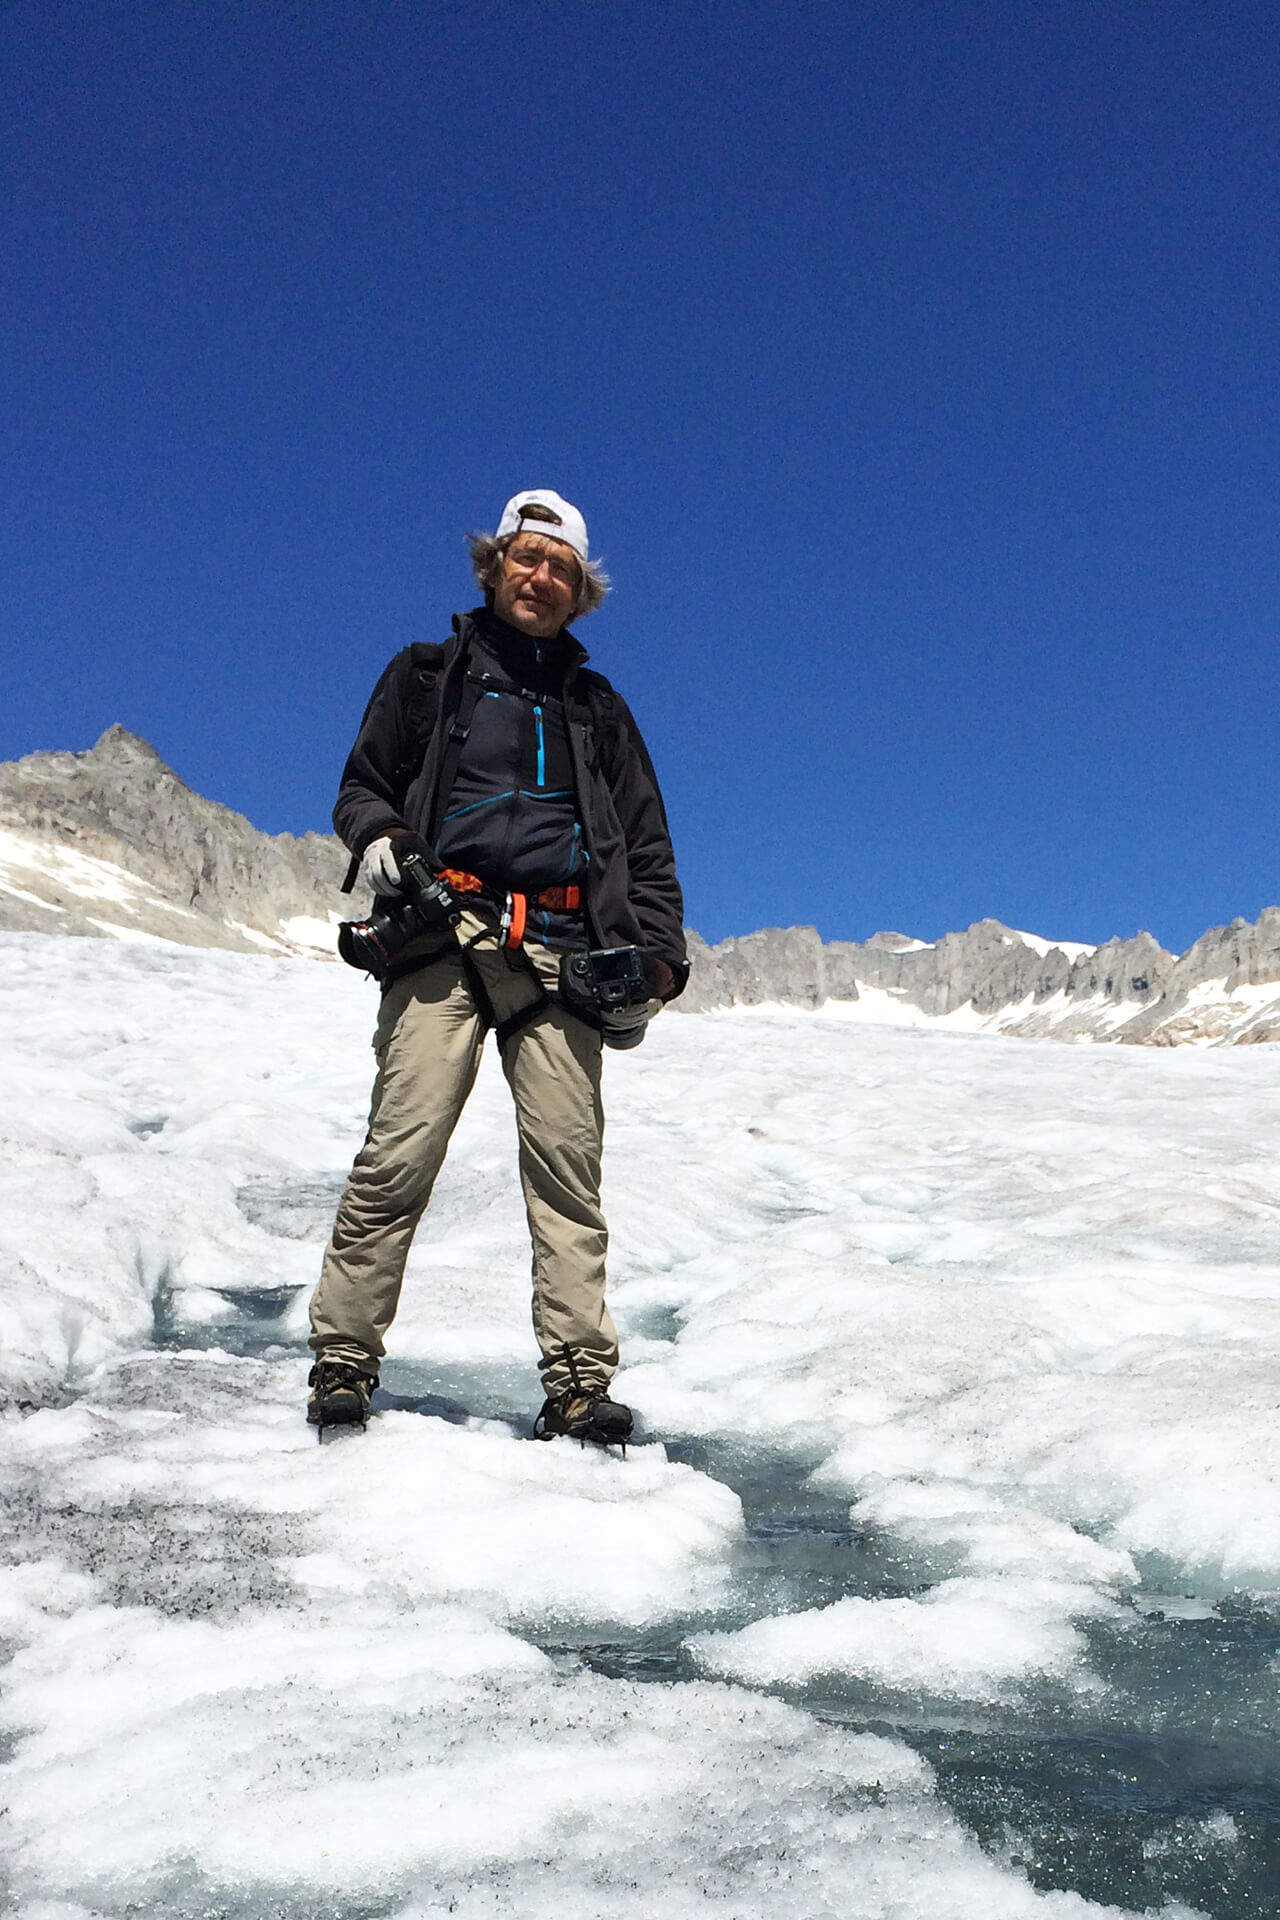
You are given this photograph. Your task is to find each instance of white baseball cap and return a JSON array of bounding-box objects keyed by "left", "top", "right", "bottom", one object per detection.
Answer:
[{"left": 496, "top": 489, "right": 590, "bottom": 563}]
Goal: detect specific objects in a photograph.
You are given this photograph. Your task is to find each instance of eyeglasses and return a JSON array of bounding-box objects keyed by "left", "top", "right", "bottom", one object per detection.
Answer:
[{"left": 505, "top": 544, "right": 581, "bottom": 589}]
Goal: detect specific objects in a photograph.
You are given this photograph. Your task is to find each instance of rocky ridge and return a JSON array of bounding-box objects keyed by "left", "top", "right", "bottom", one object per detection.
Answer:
[
  {"left": 683, "top": 915, "right": 1280, "bottom": 1044},
  {"left": 1, "top": 727, "right": 1278, "bottom": 1045},
  {"left": 0, "top": 726, "right": 364, "bottom": 954}
]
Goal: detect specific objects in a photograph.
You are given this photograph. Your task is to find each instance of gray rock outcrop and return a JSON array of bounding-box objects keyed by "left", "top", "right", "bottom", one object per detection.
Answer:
[
  {"left": 1173, "top": 908, "right": 1280, "bottom": 994},
  {"left": 679, "top": 913, "right": 1280, "bottom": 1047},
  {"left": 680, "top": 926, "right": 831, "bottom": 1012},
  {"left": 683, "top": 920, "right": 1176, "bottom": 1022},
  {"left": 0, "top": 726, "right": 362, "bottom": 952}
]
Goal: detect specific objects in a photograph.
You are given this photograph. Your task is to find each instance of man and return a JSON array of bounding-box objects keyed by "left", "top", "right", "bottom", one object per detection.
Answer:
[{"left": 308, "top": 489, "right": 688, "bottom": 1445}]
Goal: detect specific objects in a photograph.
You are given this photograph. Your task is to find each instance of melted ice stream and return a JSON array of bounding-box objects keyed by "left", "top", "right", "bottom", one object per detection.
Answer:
[{"left": 3, "top": 932, "right": 1280, "bottom": 1917}]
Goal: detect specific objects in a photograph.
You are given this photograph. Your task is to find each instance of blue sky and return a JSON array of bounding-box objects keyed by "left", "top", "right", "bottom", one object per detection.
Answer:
[{"left": 4, "top": 1, "right": 1279, "bottom": 952}]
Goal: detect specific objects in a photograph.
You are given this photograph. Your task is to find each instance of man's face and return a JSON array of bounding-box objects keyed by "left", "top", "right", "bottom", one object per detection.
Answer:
[{"left": 492, "top": 532, "right": 581, "bottom": 638}]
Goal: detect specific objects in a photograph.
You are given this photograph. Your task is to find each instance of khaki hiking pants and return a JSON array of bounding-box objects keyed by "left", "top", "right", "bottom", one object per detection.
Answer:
[{"left": 309, "top": 910, "right": 616, "bottom": 1401}]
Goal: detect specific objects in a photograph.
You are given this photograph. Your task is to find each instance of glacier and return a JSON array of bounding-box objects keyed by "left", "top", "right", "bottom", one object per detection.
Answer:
[{"left": 2, "top": 930, "right": 1278, "bottom": 1916}]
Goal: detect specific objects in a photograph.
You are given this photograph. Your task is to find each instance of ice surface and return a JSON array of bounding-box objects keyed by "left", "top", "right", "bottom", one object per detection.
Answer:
[
  {"left": 688, "top": 1573, "right": 1115, "bottom": 1699},
  {"left": 612, "top": 1015, "right": 1280, "bottom": 1593},
  {"left": 5, "top": 930, "right": 1273, "bottom": 1914},
  {"left": 1, "top": 1354, "right": 741, "bottom": 1627},
  {"left": 0, "top": 1349, "right": 1152, "bottom": 1915},
  {"left": 690, "top": 1484, "right": 1136, "bottom": 1700},
  {"left": 3, "top": 1590, "right": 1145, "bottom": 1919}
]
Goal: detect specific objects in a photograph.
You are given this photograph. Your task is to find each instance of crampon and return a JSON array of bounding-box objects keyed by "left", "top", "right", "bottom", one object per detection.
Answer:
[
  {"left": 307, "top": 1360, "right": 377, "bottom": 1441},
  {"left": 533, "top": 1345, "right": 633, "bottom": 1453}
]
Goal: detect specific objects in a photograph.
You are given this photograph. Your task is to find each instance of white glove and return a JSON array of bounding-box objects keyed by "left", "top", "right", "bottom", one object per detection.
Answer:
[{"left": 360, "top": 835, "right": 403, "bottom": 897}]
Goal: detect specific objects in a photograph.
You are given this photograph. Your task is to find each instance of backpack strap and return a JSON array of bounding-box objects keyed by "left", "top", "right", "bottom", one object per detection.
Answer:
[
  {"left": 579, "top": 677, "right": 621, "bottom": 778},
  {"left": 425, "top": 659, "right": 487, "bottom": 846},
  {"left": 339, "top": 640, "right": 449, "bottom": 896},
  {"left": 392, "top": 641, "right": 447, "bottom": 797}
]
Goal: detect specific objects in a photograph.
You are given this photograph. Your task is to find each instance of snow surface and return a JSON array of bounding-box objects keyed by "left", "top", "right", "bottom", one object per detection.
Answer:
[
  {"left": 277, "top": 909, "right": 343, "bottom": 953},
  {"left": 5, "top": 931, "right": 1277, "bottom": 1915},
  {"left": 1011, "top": 931, "right": 1097, "bottom": 962},
  {"left": 719, "top": 984, "right": 1153, "bottom": 1041},
  {"left": 0, "top": 828, "right": 343, "bottom": 958},
  {"left": 0, "top": 828, "right": 198, "bottom": 919}
]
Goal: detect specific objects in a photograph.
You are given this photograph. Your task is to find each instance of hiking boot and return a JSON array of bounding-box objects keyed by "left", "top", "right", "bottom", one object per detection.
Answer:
[
  {"left": 533, "top": 1385, "right": 633, "bottom": 1448},
  {"left": 307, "top": 1360, "right": 377, "bottom": 1427}
]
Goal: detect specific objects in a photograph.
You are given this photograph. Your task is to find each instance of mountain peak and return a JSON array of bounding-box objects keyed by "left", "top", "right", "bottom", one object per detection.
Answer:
[{"left": 89, "top": 725, "right": 176, "bottom": 772}]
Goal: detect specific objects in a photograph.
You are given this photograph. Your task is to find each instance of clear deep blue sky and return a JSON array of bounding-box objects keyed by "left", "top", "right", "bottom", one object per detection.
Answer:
[{"left": 5, "top": 1, "right": 1279, "bottom": 952}]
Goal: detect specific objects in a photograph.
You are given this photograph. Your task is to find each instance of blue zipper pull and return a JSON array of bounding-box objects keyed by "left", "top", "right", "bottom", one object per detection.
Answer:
[{"left": 534, "top": 705, "right": 545, "bottom": 787}]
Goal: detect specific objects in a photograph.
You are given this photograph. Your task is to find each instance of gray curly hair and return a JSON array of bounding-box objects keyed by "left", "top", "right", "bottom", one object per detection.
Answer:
[{"left": 467, "top": 529, "right": 610, "bottom": 620}]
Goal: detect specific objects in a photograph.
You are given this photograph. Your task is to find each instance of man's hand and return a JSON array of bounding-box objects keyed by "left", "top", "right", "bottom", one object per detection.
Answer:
[
  {"left": 360, "top": 836, "right": 403, "bottom": 897},
  {"left": 600, "top": 1000, "right": 660, "bottom": 1051},
  {"left": 647, "top": 958, "right": 678, "bottom": 1002}
]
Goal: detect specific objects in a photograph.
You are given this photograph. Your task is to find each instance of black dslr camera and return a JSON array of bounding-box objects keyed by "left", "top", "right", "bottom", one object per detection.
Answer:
[
  {"left": 559, "top": 946, "right": 653, "bottom": 1049},
  {"left": 338, "top": 849, "right": 460, "bottom": 984}
]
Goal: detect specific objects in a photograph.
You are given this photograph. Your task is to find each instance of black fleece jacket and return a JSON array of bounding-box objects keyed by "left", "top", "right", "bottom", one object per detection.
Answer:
[
  {"left": 433, "top": 614, "right": 588, "bottom": 903},
  {"left": 334, "top": 610, "right": 689, "bottom": 996}
]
